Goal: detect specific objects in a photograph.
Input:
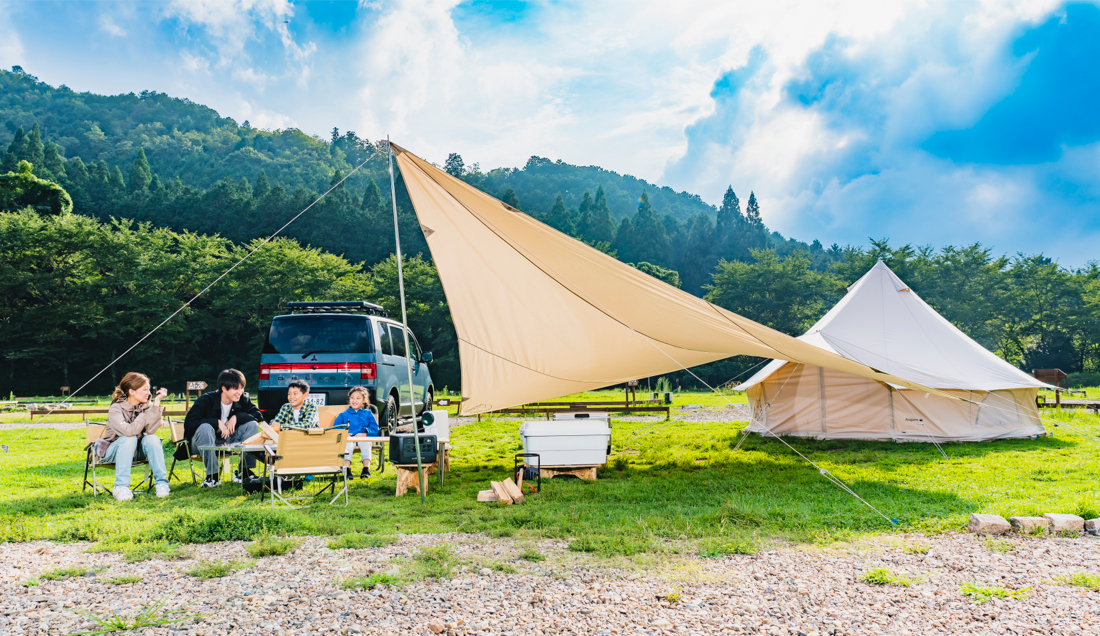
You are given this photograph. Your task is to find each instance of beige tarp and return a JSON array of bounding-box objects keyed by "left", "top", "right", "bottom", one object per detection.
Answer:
[{"left": 392, "top": 144, "right": 949, "bottom": 416}]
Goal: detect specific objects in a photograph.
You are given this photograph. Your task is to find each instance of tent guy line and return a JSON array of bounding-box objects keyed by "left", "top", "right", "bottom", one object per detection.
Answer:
[{"left": 0, "top": 150, "right": 380, "bottom": 454}]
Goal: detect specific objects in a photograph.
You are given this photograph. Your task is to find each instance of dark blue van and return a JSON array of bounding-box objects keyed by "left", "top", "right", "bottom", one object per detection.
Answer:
[{"left": 257, "top": 301, "right": 434, "bottom": 430}]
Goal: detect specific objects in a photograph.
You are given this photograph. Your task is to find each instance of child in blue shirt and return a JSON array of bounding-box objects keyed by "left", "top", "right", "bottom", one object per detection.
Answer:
[{"left": 334, "top": 386, "right": 379, "bottom": 479}]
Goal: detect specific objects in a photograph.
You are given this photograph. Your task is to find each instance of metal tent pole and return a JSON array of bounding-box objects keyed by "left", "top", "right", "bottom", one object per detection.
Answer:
[{"left": 387, "top": 137, "right": 426, "bottom": 503}]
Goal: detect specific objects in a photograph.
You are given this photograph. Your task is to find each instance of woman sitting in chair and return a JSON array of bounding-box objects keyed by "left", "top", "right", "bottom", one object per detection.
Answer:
[{"left": 103, "top": 372, "right": 171, "bottom": 501}]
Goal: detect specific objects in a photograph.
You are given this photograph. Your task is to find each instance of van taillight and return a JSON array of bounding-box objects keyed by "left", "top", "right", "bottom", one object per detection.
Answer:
[
  {"left": 259, "top": 363, "right": 271, "bottom": 380},
  {"left": 360, "top": 363, "right": 376, "bottom": 380}
]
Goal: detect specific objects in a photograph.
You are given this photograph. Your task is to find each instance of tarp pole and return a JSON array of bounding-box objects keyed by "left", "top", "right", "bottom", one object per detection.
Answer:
[{"left": 388, "top": 136, "right": 426, "bottom": 504}]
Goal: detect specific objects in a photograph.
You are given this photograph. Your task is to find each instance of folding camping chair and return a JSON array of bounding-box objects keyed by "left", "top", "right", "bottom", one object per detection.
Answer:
[
  {"left": 319, "top": 404, "right": 386, "bottom": 473},
  {"left": 318, "top": 405, "right": 343, "bottom": 428},
  {"left": 268, "top": 427, "right": 348, "bottom": 509},
  {"left": 82, "top": 421, "right": 153, "bottom": 496},
  {"left": 166, "top": 417, "right": 199, "bottom": 485}
]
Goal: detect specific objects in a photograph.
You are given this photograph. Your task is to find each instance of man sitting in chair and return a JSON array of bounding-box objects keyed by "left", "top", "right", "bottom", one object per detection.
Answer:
[
  {"left": 182, "top": 369, "right": 263, "bottom": 488},
  {"left": 270, "top": 380, "right": 320, "bottom": 428}
]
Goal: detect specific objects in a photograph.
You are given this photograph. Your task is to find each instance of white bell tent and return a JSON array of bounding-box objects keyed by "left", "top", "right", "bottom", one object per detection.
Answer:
[{"left": 739, "top": 261, "right": 1051, "bottom": 442}]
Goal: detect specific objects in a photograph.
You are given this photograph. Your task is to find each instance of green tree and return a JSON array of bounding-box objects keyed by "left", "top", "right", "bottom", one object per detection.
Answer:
[
  {"left": 361, "top": 178, "right": 382, "bottom": 214},
  {"left": 128, "top": 148, "right": 152, "bottom": 193},
  {"left": 613, "top": 216, "right": 635, "bottom": 262},
  {"left": 543, "top": 193, "right": 574, "bottom": 235},
  {"left": 368, "top": 254, "right": 459, "bottom": 389},
  {"left": 705, "top": 249, "right": 840, "bottom": 336},
  {"left": 630, "top": 261, "right": 681, "bottom": 288},
  {"left": 744, "top": 191, "right": 767, "bottom": 250},
  {"left": 24, "top": 123, "right": 44, "bottom": 169},
  {"left": 501, "top": 187, "right": 521, "bottom": 211},
  {"left": 716, "top": 186, "right": 744, "bottom": 259},
  {"left": 0, "top": 160, "right": 73, "bottom": 215},
  {"left": 42, "top": 141, "right": 65, "bottom": 180},
  {"left": 629, "top": 190, "right": 670, "bottom": 266},
  {"left": 444, "top": 153, "right": 465, "bottom": 178},
  {"left": 108, "top": 165, "right": 126, "bottom": 192}
]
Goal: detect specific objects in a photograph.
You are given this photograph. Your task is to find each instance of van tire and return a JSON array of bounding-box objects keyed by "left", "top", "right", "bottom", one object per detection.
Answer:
[
  {"left": 421, "top": 388, "right": 434, "bottom": 415},
  {"left": 383, "top": 393, "right": 400, "bottom": 432}
]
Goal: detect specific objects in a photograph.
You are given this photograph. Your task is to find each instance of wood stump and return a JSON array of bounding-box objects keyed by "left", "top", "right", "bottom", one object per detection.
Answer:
[{"left": 395, "top": 463, "right": 437, "bottom": 497}]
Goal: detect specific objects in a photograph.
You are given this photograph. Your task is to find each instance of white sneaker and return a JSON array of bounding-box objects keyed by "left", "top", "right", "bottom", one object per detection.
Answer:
[
  {"left": 156, "top": 483, "right": 171, "bottom": 498},
  {"left": 112, "top": 487, "right": 133, "bottom": 501}
]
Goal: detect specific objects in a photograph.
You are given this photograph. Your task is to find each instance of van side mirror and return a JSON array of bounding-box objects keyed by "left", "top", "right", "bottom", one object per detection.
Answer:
[{"left": 421, "top": 351, "right": 433, "bottom": 363}]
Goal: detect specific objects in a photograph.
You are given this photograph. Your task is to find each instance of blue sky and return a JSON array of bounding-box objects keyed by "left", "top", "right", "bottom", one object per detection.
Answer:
[{"left": 1, "top": 0, "right": 1098, "bottom": 263}]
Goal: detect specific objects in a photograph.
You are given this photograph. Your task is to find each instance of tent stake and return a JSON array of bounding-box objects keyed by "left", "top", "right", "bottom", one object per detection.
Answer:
[{"left": 388, "top": 136, "right": 425, "bottom": 504}]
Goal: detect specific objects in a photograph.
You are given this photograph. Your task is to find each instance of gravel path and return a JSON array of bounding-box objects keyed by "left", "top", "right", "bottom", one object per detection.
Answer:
[{"left": 4, "top": 532, "right": 1099, "bottom": 635}]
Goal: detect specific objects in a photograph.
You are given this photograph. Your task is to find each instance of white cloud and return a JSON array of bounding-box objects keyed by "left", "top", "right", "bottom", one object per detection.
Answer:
[
  {"left": 0, "top": 3, "right": 25, "bottom": 69},
  {"left": 163, "top": 0, "right": 314, "bottom": 85},
  {"left": 99, "top": 15, "right": 126, "bottom": 37},
  {"left": 180, "top": 50, "right": 210, "bottom": 73},
  {"left": 229, "top": 94, "right": 297, "bottom": 130}
]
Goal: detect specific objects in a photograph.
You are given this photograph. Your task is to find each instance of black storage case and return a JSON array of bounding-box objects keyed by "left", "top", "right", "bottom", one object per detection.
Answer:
[{"left": 388, "top": 433, "right": 437, "bottom": 464}]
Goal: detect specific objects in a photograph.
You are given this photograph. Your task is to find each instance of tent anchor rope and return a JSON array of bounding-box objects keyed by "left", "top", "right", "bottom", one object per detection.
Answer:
[{"left": 0, "top": 151, "right": 379, "bottom": 453}]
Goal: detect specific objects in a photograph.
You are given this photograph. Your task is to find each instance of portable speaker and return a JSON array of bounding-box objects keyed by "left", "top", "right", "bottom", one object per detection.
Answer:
[{"left": 388, "top": 433, "right": 437, "bottom": 464}]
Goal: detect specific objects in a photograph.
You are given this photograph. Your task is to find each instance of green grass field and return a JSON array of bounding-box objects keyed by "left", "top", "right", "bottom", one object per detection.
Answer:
[{"left": 2, "top": 389, "right": 1099, "bottom": 556}]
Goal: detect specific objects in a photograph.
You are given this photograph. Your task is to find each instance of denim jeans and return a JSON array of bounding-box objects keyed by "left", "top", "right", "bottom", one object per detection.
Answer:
[
  {"left": 192, "top": 420, "right": 260, "bottom": 478},
  {"left": 102, "top": 435, "right": 168, "bottom": 489}
]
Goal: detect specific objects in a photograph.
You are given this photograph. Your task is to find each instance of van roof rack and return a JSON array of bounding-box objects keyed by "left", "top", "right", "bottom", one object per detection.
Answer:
[{"left": 286, "top": 301, "right": 388, "bottom": 317}]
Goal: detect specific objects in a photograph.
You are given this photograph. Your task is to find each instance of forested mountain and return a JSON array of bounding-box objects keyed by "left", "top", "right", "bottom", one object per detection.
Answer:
[
  {"left": 0, "top": 67, "right": 825, "bottom": 295},
  {"left": 2, "top": 66, "right": 1099, "bottom": 397}
]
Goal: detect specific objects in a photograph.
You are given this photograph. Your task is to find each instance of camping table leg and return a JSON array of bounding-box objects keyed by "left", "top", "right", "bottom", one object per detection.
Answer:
[{"left": 436, "top": 442, "right": 444, "bottom": 486}]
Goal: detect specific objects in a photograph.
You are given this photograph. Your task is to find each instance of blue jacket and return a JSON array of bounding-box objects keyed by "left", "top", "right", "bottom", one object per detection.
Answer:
[{"left": 333, "top": 407, "right": 379, "bottom": 437}]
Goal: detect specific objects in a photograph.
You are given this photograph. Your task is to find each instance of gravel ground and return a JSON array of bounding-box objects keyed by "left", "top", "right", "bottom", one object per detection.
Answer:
[{"left": 3, "top": 532, "right": 1099, "bottom": 635}]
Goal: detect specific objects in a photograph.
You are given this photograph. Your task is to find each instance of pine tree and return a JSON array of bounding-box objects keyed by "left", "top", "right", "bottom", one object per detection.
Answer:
[
  {"left": 629, "top": 190, "right": 670, "bottom": 266},
  {"left": 716, "top": 186, "right": 741, "bottom": 248},
  {"left": 128, "top": 148, "right": 151, "bottom": 193},
  {"left": 1, "top": 152, "right": 16, "bottom": 174},
  {"left": 613, "top": 216, "right": 636, "bottom": 262},
  {"left": 108, "top": 165, "right": 126, "bottom": 192},
  {"left": 574, "top": 190, "right": 592, "bottom": 238},
  {"left": 544, "top": 193, "right": 574, "bottom": 235},
  {"left": 42, "top": 142, "right": 65, "bottom": 180},
  {"left": 65, "top": 156, "right": 88, "bottom": 185},
  {"left": 745, "top": 191, "right": 767, "bottom": 249},
  {"left": 254, "top": 170, "right": 270, "bottom": 199},
  {"left": 585, "top": 184, "right": 615, "bottom": 244},
  {"left": 676, "top": 212, "right": 716, "bottom": 295},
  {"left": 501, "top": 187, "right": 521, "bottom": 211},
  {"left": 362, "top": 178, "right": 382, "bottom": 213},
  {"left": 6, "top": 126, "right": 24, "bottom": 158},
  {"left": 25, "top": 123, "right": 45, "bottom": 169}
]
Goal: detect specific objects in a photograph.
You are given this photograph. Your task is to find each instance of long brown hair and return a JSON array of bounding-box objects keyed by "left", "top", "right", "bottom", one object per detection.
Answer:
[{"left": 111, "top": 372, "right": 150, "bottom": 403}]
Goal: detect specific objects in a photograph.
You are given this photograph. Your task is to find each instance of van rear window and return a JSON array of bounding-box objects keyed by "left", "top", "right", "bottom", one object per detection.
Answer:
[{"left": 263, "top": 317, "right": 374, "bottom": 355}]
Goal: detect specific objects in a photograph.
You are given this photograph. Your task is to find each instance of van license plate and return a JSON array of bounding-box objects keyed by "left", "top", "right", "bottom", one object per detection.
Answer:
[{"left": 305, "top": 393, "right": 327, "bottom": 406}]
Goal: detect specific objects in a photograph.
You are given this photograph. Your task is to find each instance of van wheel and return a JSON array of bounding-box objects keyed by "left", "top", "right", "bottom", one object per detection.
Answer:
[
  {"left": 384, "top": 393, "right": 399, "bottom": 431},
  {"left": 421, "top": 389, "right": 434, "bottom": 415}
]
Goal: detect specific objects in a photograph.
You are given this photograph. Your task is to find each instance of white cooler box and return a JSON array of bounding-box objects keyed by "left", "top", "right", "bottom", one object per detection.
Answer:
[
  {"left": 422, "top": 409, "right": 450, "bottom": 443},
  {"left": 520, "top": 420, "right": 611, "bottom": 467}
]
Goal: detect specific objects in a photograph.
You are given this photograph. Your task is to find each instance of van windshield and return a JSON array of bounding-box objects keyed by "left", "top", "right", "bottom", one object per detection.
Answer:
[{"left": 263, "top": 317, "right": 374, "bottom": 355}]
